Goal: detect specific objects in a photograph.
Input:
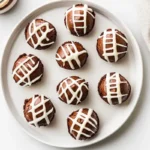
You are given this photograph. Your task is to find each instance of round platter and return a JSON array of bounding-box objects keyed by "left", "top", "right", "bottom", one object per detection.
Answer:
[{"left": 1, "top": 0, "right": 143, "bottom": 148}]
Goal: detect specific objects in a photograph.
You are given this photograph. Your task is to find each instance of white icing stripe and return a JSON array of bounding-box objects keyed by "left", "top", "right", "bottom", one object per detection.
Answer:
[
  {"left": 58, "top": 77, "right": 88, "bottom": 104},
  {"left": 117, "top": 43, "right": 127, "bottom": 48},
  {"left": 28, "top": 95, "right": 54, "bottom": 127},
  {"left": 103, "top": 73, "right": 128, "bottom": 105},
  {"left": 65, "top": 4, "right": 95, "bottom": 36},
  {"left": 68, "top": 108, "right": 98, "bottom": 140},
  {"left": 116, "top": 32, "right": 128, "bottom": 43},
  {"left": 0, "top": 0, "right": 17, "bottom": 14},
  {"left": 56, "top": 42, "right": 87, "bottom": 70},
  {"left": 0, "top": 0, "right": 9, "bottom": 8},
  {"left": 83, "top": 4, "right": 88, "bottom": 34},
  {"left": 99, "top": 29, "right": 128, "bottom": 62},
  {"left": 12, "top": 55, "right": 43, "bottom": 87},
  {"left": 72, "top": 5, "right": 79, "bottom": 36},
  {"left": 27, "top": 19, "right": 54, "bottom": 49}
]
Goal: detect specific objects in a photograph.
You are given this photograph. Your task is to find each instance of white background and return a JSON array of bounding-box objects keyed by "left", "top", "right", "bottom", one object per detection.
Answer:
[{"left": 0, "top": 0, "right": 149, "bottom": 149}]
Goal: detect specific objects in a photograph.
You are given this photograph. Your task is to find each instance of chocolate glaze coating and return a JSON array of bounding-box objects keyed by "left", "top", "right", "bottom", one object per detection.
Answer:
[
  {"left": 25, "top": 19, "right": 57, "bottom": 50},
  {"left": 98, "top": 72, "right": 131, "bottom": 105},
  {"left": 56, "top": 41, "right": 88, "bottom": 70},
  {"left": 0, "top": 0, "right": 13, "bottom": 10},
  {"left": 97, "top": 29, "right": 128, "bottom": 62},
  {"left": 64, "top": 4, "right": 95, "bottom": 36},
  {"left": 24, "top": 95, "right": 56, "bottom": 127},
  {"left": 57, "top": 76, "right": 89, "bottom": 105},
  {"left": 67, "top": 108, "right": 99, "bottom": 140},
  {"left": 12, "top": 53, "right": 44, "bottom": 87}
]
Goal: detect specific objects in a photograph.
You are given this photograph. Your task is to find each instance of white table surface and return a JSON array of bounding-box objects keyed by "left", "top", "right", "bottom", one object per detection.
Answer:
[{"left": 0, "top": 0, "right": 150, "bottom": 149}]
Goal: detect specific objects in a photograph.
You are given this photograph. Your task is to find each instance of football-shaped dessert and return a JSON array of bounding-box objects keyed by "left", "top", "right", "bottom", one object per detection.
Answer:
[
  {"left": 57, "top": 76, "right": 89, "bottom": 105},
  {"left": 25, "top": 19, "right": 57, "bottom": 50},
  {"left": 97, "top": 29, "right": 128, "bottom": 62},
  {"left": 12, "top": 54, "right": 44, "bottom": 87},
  {"left": 24, "top": 94, "right": 56, "bottom": 127},
  {"left": 0, "top": 0, "right": 17, "bottom": 14},
  {"left": 64, "top": 4, "right": 95, "bottom": 36},
  {"left": 67, "top": 108, "right": 99, "bottom": 140},
  {"left": 56, "top": 41, "right": 88, "bottom": 70},
  {"left": 98, "top": 72, "right": 131, "bottom": 105}
]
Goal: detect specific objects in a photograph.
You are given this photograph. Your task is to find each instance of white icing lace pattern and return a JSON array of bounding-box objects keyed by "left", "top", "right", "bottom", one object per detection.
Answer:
[
  {"left": 12, "top": 55, "right": 42, "bottom": 87},
  {"left": 103, "top": 73, "right": 128, "bottom": 105},
  {"left": 28, "top": 95, "right": 54, "bottom": 127},
  {"left": 57, "top": 77, "right": 88, "bottom": 104},
  {"left": 56, "top": 42, "right": 87, "bottom": 69},
  {"left": 27, "top": 19, "right": 54, "bottom": 49},
  {"left": 65, "top": 4, "right": 95, "bottom": 36},
  {"left": 68, "top": 108, "right": 98, "bottom": 140},
  {"left": 99, "top": 29, "right": 128, "bottom": 62}
]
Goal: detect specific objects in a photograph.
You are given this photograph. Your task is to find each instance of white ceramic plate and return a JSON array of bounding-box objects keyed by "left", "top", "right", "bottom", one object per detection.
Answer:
[{"left": 1, "top": 0, "right": 143, "bottom": 148}]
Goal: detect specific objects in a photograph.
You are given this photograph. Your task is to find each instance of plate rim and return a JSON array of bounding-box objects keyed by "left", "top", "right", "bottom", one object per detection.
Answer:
[{"left": 0, "top": 0, "right": 143, "bottom": 148}]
